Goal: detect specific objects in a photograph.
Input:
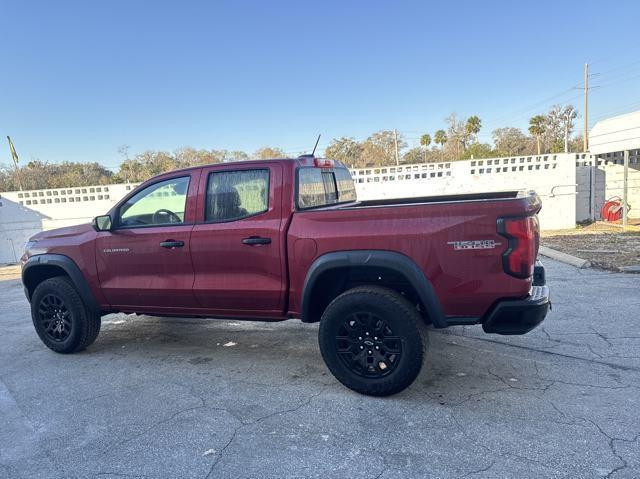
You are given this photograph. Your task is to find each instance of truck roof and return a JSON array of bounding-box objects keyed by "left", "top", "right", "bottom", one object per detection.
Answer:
[{"left": 149, "top": 156, "right": 347, "bottom": 179}]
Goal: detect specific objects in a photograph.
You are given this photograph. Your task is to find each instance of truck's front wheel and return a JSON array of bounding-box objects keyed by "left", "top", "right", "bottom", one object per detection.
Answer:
[
  {"left": 318, "top": 286, "right": 426, "bottom": 396},
  {"left": 31, "top": 277, "right": 101, "bottom": 354}
]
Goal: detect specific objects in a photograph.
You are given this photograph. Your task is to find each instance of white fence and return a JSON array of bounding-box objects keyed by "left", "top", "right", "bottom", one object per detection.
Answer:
[{"left": 350, "top": 153, "right": 578, "bottom": 231}]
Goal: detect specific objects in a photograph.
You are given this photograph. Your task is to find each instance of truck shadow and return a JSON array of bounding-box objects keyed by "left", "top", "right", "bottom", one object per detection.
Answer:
[{"left": 89, "top": 314, "right": 546, "bottom": 402}]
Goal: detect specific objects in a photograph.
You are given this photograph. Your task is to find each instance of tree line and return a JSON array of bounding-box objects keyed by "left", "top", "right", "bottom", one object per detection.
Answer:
[
  {"left": 326, "top": 104, "right": 581, "bottom": 168},
  {"left": 0, "top": 146, "right": 286, "bottom": 191},
  {"left": 0, "top": 104, "right": 581, "bottom": 191}
]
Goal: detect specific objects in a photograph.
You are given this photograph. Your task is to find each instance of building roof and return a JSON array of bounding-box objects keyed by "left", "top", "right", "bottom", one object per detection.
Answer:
[{"left": 589, "top": 110, "right": 640, "bottom": 155}]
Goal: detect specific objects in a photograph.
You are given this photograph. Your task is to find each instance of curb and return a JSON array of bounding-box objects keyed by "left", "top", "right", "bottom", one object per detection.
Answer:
[
  {"left": 539, "top": 245, "right": 591, "bottom": 269},
  {"left": 621, "top": 265, "right": 640, "bottom": 274}
]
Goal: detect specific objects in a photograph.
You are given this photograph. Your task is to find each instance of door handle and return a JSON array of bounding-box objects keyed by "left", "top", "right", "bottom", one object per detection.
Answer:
[
  {"left": 242, "top": 236, "right": 271, "bottom": 245},
  {"left": 160, "top": 240, "right": 185, "bottom": 249}
]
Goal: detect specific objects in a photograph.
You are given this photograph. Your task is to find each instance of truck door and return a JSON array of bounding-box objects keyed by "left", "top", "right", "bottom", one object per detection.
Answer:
[
  {"left": 95, "top": 171, "right": 200, "bottom": 309},
  {"left": 190, "top": 163, "right": 286, "bottom": 316}
]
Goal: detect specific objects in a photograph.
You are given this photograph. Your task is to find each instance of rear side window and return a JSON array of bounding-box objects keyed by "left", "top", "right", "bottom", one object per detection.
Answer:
[
  {"left": 297, "top": 167, "right": 357, "bottom": 209},
  {"left": 205, "top": 169, "right": 269, "bottom": 222}
]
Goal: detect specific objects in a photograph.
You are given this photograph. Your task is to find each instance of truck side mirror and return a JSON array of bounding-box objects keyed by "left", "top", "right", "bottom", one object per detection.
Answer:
[{"left": 93, "top": 214, "right": 113, "bottom": 232}]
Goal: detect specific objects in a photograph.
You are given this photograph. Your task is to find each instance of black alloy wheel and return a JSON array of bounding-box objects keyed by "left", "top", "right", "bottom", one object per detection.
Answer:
[
  {"left": 334, "top": 311, "right": 402, "bottom": 378},
  {"left": 37, "top": 293, "right": 73, "bottom": 342},
  {"left": 318, "top": 285, "right": 426, "bottom": 396},
  {"left": 30, "top": 276, "right": 101, "bottom": 353}
]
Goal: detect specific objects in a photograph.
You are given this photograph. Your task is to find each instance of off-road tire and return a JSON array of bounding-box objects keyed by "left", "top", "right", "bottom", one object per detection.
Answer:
[
  {"left": 31, "top": 276, "right": 101, "bottom": 353},
  {"left": 318, "top": 285, "right": 427, "bottom": 396}
]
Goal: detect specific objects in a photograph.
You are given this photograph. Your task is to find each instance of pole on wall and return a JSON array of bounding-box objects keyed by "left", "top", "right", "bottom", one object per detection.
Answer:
[
  {"left": 583, "top": 63, "right": 589, "bottom": 152},
  {"left": 590, "top": 158, "right": 596, "bottom": 221},
  {"left": 623, "top": 150, "right": 629, "bottom": 229}
]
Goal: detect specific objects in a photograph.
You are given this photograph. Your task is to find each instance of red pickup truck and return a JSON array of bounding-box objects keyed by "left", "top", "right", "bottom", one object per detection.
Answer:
[{"left": 21, "top": 156, "right": 549, "bottom": 396}]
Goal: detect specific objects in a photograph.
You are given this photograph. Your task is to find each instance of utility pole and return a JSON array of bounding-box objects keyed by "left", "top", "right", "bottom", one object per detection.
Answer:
[
  {"left": 393, "top": 129, "right": 399, "bottom": 165},
  {"left": 583, "top": 63, "right": 589, "bottom": 152}
]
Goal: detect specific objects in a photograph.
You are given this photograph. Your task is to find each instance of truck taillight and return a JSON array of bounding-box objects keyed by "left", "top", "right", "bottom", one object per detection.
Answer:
[{"left": 497, "top": 215, "right": 539, "bottom": 279}]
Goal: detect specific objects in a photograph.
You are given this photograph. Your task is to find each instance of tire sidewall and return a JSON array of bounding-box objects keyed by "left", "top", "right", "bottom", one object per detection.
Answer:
[
  {"left": 319, "top": 288, "right": 424, "bottom": 396},
  {"left": 31, "top": 278, "right": 88, "bottom": 353}
]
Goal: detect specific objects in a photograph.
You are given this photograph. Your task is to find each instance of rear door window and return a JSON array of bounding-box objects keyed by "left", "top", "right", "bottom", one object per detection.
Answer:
[{"left": 205, "top": 169, "right": 269, "bottom": 222}]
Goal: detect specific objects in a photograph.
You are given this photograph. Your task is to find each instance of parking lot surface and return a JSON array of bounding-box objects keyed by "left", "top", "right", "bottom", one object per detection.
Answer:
[{"left": 1, "top": 259, "right": 639, "bottom": 479}]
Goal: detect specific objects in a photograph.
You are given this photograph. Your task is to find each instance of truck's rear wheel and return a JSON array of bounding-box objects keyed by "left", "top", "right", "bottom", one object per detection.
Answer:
[
  {"left": 318, "top": 286, "right": 426, "bottom": 396},
  {"left": 31, "top": 277, "right": 101, "bottom": 354}
]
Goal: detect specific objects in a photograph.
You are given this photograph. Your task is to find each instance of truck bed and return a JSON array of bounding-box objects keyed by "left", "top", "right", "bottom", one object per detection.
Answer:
[{"left": 287, "top": 190, "right": 541, "bottom": 319}]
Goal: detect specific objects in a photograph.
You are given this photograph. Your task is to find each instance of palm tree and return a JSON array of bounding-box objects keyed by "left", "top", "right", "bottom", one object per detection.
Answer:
[
  {"left": 465, "top": 115, "right": 482, "bottom": 147},
  {"left": 434, "top": 129, "right": 447, "bottom": 148},
  {"left": 420, "top": 134, "right": 431, "bottom": 162},
  {"left": 528, "top": 115, "right": 546, "bottom": 155}
]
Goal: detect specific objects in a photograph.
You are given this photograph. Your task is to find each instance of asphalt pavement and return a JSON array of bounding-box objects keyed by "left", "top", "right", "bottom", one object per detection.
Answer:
[{"left": 1, "top": 259, "right": 639, "bottom": 479}]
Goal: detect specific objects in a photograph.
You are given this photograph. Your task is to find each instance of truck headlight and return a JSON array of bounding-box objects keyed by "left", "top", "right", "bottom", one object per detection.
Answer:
[{"left": 24, "top": 241, "right": 38, "bottom": 252}]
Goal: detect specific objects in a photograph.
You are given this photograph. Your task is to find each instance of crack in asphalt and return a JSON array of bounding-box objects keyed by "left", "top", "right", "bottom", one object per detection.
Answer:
[
  {"left": 550, "top": 402, "right": 640, "bottom": 479},
  {"left": 0, "top": 377, "right": 75, "bottom": 479},
  {"left": 202, "top": 388, "right": 327, "bottom": 479},
  {"left": 373, "top": 466, "right": 388, "bottom": 479},
  {"left": 435, "top": 330, "right": 640, "bottom": 373},
  {"left": 88, "top": 382, "right": 328, "bottom": 479},
  {"left": 94, "top": 472, "right": 153, "bottom": 478},
  {"left": 100, "top": 404, "right": 209, "bottom": 457},
  {"left": 462, "top": 458, "right": 496, "bottom": 477},
  {"left": 204, "top": 422, "right": 239, "bottom": 479}
]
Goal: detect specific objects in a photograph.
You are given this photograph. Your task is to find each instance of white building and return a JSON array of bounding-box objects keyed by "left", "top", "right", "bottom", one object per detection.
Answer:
[{"left": 590, "top": 110, "right": 640, "bottom": 155}]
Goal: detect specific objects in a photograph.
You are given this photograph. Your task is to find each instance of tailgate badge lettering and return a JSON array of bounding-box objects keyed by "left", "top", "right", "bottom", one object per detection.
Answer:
[{"left": 447, "top": 240, "right": 502, "bottom": 251}]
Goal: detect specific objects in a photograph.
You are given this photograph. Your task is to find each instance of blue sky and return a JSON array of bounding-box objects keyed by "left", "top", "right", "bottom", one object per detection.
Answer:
[{"left": 2, "top": 0, "right": 640, "bottom": 169}]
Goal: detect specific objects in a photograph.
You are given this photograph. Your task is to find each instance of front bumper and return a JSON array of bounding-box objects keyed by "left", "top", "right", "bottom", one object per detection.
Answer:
[{"left": 482, "top": 262, "right": 550, "bottom": 335}]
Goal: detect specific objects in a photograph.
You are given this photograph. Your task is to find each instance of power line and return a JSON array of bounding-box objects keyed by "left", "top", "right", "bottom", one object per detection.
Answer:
[
  {"left": 596, "top": 71, "right": 640, "bottom": 89},
  {"left": 481, "top": 87, "right": 579, "bottom": 130},
  {"left": 589, "top": 101, "right": 640, "bottom": 125},
  {"left": 593, "top": 58, "right": 640, "bottom": 77}
]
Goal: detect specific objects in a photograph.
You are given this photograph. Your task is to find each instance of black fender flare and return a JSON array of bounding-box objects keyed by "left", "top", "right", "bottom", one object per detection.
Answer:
[
  {"left": 301, "top": 250, "right": 446, "bottom": 328},
  {"left": 22, "top": 254, "right": 101, "bottom": 314}
]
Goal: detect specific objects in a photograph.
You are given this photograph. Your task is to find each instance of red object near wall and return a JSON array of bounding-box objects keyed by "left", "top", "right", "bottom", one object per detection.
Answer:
[{"left": 601, "top": 197, "right": 623, "bottom": 222}]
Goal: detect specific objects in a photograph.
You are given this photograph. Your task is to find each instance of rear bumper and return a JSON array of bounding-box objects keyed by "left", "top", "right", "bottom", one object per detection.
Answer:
[{"left": 482, "top": 262, "right": 550, "bottom": 335}]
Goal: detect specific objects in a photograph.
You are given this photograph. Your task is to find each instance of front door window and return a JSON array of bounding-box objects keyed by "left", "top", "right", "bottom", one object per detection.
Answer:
[{"left": 119, "top": 177, "right": 190, "bottom": 228}]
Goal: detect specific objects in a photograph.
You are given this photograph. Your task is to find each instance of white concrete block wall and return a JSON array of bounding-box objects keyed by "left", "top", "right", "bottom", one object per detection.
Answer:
[
  {"left": 351, "top": 153, "right": 578, "bottom": 230},
  {"left": 2, "top": 151, "right": 636, "bottom": 263}
]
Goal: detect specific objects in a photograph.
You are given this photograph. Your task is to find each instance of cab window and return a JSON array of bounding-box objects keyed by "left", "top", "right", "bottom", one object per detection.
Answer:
[
  {"left": 118, "top": 177, "right": 190, "bottom": 227},
  {"left": 297, "top": 167, "right": 356, "bottom": 209}
]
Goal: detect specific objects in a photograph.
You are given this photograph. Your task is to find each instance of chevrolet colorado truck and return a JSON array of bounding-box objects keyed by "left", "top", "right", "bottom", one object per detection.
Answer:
[{"left": 21, "top": 156, "right": 550, "bottom": 396}]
